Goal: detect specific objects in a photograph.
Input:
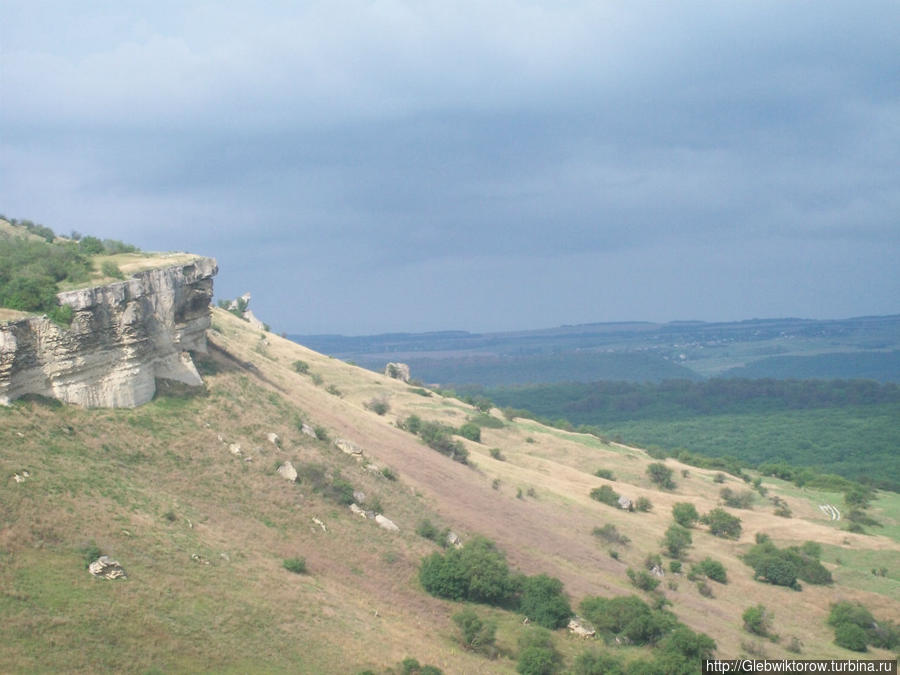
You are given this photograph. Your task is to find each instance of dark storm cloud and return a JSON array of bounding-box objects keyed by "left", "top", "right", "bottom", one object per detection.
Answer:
[{"left": 2, "top": 1, "right": 898, "bottom": 333}]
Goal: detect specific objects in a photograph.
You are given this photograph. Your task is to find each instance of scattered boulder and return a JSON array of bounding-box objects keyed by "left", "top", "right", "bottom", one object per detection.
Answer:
[
  {"left": 266, "top": 432, "right": 280, "bottom": 446},
  {"left": 617, "top": 495, "right": 633, "bottom": 511},
  {"left": 651, "top": 565, "right": 665, "bottom": 578},
  {"left": 349, "top": 503, "right": 368, "bottom": 518},
  {"left": 12, "top": 470, "right": 30, "bottom": 484},
  {"left": 568, "top": 618, "right": 596, "bottom": 638},
  {"left": 334, "top": 438, "right": 363, "bottom": 458},
  {"left": 312, "top": 517, "right": 327, "bottom": 532},
  {"left": 446, "top": 531, "right": 462, "bottom": 549},
  {"left": 384, "top": 362, "right": 411, "bottom": 382},
  {"left": 88, "top": 556, "right": 126, "bottom": 580},
  {"left": 191, "top": 553, "right": 210, "bottom": 565},
  {"left": 277, "top": 461, "right": 298, "bottom": 482},
  {"left": 375, "top": 514, "right": 399, "bottom": 532},
  {"left": 300, "top": 423, "right": 317, "bottom": 438},
  {"left": 228, "top": 443, "right": 243, "bottom": 457},
  {"left": 353, "top": 490, "right": 366, "bottom": 503}
]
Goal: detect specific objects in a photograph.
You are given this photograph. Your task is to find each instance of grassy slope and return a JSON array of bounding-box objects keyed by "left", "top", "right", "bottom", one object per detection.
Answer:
[{"left": 1, "top": 308, "right": 898, "bottom": 673}]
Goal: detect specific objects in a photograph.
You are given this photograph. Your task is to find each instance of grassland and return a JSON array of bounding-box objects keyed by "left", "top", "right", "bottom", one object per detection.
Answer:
[{"left": 2, "top": 308, "right": 898, "bottom": 672}]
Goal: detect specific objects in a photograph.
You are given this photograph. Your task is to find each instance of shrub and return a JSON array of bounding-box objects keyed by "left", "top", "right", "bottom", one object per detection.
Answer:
[
  {"left": 313, "top": 425, "right": 329, "bottom": 441},
  {"left": 326, "top": 384, "right": 341, "bottom": 397},
  {"left": 366, "top": 397, "right": 390, "bottom": 415},
  {"left": 662, "top": 524, "right": 692, "bottom": 558},
  {"left": 283, "top": 557, "right": 307, "bottom": 574},
  {"left": 627, "top": 568, "right": 660, "bottom": 592},
  {"left": 701, "top": 508, "right": 742, "bottom": 539},
  {"left": 489, "top": 447, "right": 505, "bottom": 460},
  {"left": 594, "top": 468, "right": 615, "bottom": 480},
  {"left": 656, "top": 626, "right": 717, "bottom": 674},
  {"left": 381, "top": 466, "right": 397, "bottom": 481},
  {"left": 79, "top": 542, "right": 103, "bottom": 568},
  {"left": 78, "top": 236, "right": 104, "bottom": 254},
  {"left": 572, "top": 650, "right": 625, "bottom": 675},
  {"left": 292, "top": 360, "right": 309, "bottom": 374},
  {"left": 592, "top": 523, "right": 629, "bottom": 546},
  {"left": 519, "top": 574, "right": 573, "bottom": 629},
  {"left": 696, "top": 580, "right": 713, "bottom": 597},
  {"left": 452, "top": 608, "right": 497, "bottom": 655},
  {"left": 720, "top": 487, "right": 754, "bottom": 509},
  {"left": 714, "top": 472, "right": 726, "bottom": 483},
  {"left": 693, "top": 557, "right": 727, "bottom": 583},
  {"left": 646, "top": 462, "right": 676, "bottom": 489},
  {"left": 416, "top": 519, "right": 441, "bottom": 544},
  {"left": 672, "top": 502, "right": 699, "bottom": 528},
  {"left": 516, "top": 628, "right": 562, "bottom": 675},
  {"left": 834, "top": 623, "right": 868, "bottom": 652},
  {"left": 669, "top": 561, "right": 682, "bottom": 574},
  {"left": 101, "top": 260, "right": 124, "bottom": 279},
  {"left": 457, "top": 422, "right": 481, "bottom": 442},
  {"left": 743, "top": 604, "right": 772, "bottom": 637},
  {"left": 419, "top": 537, "right": 518, "bottom": 606},
  {"left": 744, "top": 540, "right": 831, "bottom": 588},
  {"left": 589, "top": 484, "right": 621, "bottom": 507},
  {"left": 635, "top": 496, "right": 653, "bottom": 512},
  {"left": 579, "top": 594, "right": 675, "bottom": 645}
]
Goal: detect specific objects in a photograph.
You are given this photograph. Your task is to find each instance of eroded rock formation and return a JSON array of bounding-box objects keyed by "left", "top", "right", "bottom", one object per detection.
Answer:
[{"left": 0, "top": 257, "right": 217, "bottom": 408}]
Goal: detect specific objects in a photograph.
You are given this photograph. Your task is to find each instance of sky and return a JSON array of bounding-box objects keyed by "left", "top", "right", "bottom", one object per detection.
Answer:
[{"left": 2, "top": 1, "right": 899, "bottom": 335}]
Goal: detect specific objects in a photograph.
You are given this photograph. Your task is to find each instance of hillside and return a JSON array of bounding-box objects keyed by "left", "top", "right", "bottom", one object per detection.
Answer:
[{"left": 2, "top": 306, "right": 899, "bottom": 672}]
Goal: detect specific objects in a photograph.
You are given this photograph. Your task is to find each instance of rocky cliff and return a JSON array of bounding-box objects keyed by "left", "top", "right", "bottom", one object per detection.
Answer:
[{"left": 0, "top": 257, "right": 217, "bottom": 408}]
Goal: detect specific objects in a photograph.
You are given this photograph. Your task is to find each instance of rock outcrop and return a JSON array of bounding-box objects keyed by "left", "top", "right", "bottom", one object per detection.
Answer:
[
  {"left": 384, "top": 362, "right": 410, "bottom": 382},
  {"left": 0, "top": 257, "right": 217, "bottom": 408},
  {"left": 89, "top": 556, "right": 126, "bottom": 580}
]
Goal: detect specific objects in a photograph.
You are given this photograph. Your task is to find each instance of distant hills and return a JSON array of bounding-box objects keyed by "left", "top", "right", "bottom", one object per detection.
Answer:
[{"left": 291, "top": 314, "right": 900, "bottom": 386}]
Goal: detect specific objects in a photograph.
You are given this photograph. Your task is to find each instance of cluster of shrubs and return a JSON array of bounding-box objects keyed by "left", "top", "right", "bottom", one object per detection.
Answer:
[
  {"left": 419, "top": 537, "right": 573, "bottom": 630},
  {"left": 295, "top": 463, "right": 356, "bottom": 505},
  {"left": 400, "top": 415, "right": 470, "bottom": 464},
  {"left": 720, "top": 487, "right": 755, "bottom": 509},
  {"left": 700, "top": 508, "right": 742, "bottom": 539},
  {"left": 578, "top": 594, "right": 716, "bottom": 673},
  {"left": 743, "top": 536, "right": 832, "bottom": 589},
  {"left": 827, "top": 601, "right": 898, "bottom": 652}
]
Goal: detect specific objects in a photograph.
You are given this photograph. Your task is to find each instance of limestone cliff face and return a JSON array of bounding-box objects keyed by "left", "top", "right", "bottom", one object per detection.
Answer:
[{"left": 0, "top": 257, "right": 217, "bottom": 408}]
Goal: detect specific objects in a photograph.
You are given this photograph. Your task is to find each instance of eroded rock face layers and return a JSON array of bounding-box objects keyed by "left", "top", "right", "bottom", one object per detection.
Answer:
[{"left": 0, "top": 257, "right": 217, "bottom": 408}]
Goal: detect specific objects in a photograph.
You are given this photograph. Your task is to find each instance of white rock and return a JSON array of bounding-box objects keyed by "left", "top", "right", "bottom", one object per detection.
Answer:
[
  {"left": 375, "top": 514, "right": 399, "bottom": 532},
  {"left": 266, "top": 432, "right": 280, "bottom": 446},
  {"left": 228, "top": 443, "right": 242, "bottom": 456},
  {"left": 277, "top": 461, "right": 298, "bottom": 482},
  {"left": 384, "top": 362, "right": 411, "bottom": 382},
  {"left": 313, "top": 517, "right": 327, "bottom": 532},
  {"left": 301, "top": 423, "right": 317, "bottom": 438},
  {"left": 568, "top": 618, "right": 596, "bottom": 638},
  {"left": 349, "top": 503, "right": 368, "bottom": 518},
  {"left": 88, "top": 555, "right": 126, "bottom": 580},
  {"left": 334, "top": 438, "right": 363, "bottom": 456}
]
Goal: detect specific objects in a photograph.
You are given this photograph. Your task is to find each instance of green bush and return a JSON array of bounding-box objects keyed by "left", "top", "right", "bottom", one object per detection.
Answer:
[
  {"left": 646, "top": 462, "right": 676, "bottom": 490},
  {"left": 457, "top": 422, "right": 481, "bottom": 442},
  {"left": 834, "top": 623, "right": 868, "bottom": 652},
  {"left": 592, "top": 523, "right": 629, "bottom": 546},
  {"left": 283, "top": 557, "right": 307, "bottom": 574},
  {"left": 452, "top": 608, "right": 497, "bottom": 654},
  {"left": 572, "top": 650, "right": 625, "bottom": 675},
  {"left": 419, "top": 537, "right": 518, "bottom": 606},
  {"left": 744, "top": 540, "right": 831, "bottom": 588},
  {"left": 516, "top": 628, "right": 561, "bottom": 675},
  {"left": 662, "top": 524, "right": 692, "bottom": 558},
  {"left": 635, "top": 496, "right": 653, "bottom": 512},
  {"left": 720, "top": 487, "right": 754, "bottom": 509},
  {"left": 367, "top": 397, "right": 390, "bottom": 415},
  {"left": 489, "top": 447, "right": 505, "bottom": 461},
  {"left": 693, "top": 557, "right": 727, "bottom": 583},
  {"left": 594, "top": 468, "right": 616, "bottom": 480},
  {"left": 672, "top": 502, "right": 699, "bottom": 528},
  {"left": 292, "top": 360, "right": 310, "bottom": 374},
  {"left": 101, "top": 260, "right": 124, "bottom": 279},
  {"left": 519, "top": 574, "right": 573, "bottom": 629},
  {"left": 827, "top": 601, "right": 897, "bottom": 651},
  {"left": 627, "top": 568, "right": 660, "bottom": 592},
  {"left": 742, "top": 604, "right": 772, "bottom": 636},
  {"left": 416, "top": 519, "right": 441, "bottom": 544},
  {"left": 589, "top": 484, "right": 621, "bottom": 507},
  {"left": 701, "top": 508, "right": 742, "bottom": 539},
  {"left": 579, "top": 594, "right": 675, "bottom": 645}
]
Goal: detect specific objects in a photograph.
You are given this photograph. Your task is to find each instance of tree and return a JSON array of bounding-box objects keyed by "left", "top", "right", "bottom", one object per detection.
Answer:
[
  {"left": 834, "top": 623, "right": 868, "bottom": 652},
  {"left": 457, "top": 422, "right": 481, "bottom": 442},
  {"left": 672, "top": 502, "right": 699, "bottom": 528},
  {"left": 517, "top": 628, "right": 561, "bottom": 675},
  {"left": 701, "top": 508, "right": 742, "bottom": 539},
  {"left": 647, "top": 462, "right": 676, "bottom": 490},
  {"left": 419, "top": 537, "right": 518, "bottom": 606},
  {"left": 694, "top": 557, "right": 727, "bottom": 583},
  {"left": 662, "top": 524, "right": 692, "bottom": 558},
  {"left": 589, "top": 484, "right": 620, "bottom": 507},
  {"left": 572, "top": 650, "right": 625, "bottom": 675}
]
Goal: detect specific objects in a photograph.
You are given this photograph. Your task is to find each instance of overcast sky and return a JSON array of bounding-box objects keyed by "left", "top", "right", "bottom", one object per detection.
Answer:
[{"left": 2, "top": 2, "right": 898, "bottom": 334}]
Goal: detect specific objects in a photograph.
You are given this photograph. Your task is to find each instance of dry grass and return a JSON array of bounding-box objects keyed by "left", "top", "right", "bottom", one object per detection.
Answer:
[{"left": 1, "top": 306, "right": 897, "bottom": 673}]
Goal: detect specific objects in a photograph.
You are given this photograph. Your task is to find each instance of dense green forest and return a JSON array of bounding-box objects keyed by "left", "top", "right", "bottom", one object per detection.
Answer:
[{"left": 483, "top": 379, "right": 900, "bottom": 491}]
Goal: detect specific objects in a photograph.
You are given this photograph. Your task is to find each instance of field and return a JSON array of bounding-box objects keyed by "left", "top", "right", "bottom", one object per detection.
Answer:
[{"left": 2, "top": 308, "right": 898, "bottom": 672}]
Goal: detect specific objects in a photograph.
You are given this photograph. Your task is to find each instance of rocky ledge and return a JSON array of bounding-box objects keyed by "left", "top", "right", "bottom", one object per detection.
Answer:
[{"left": 0, "top": 257, "right": 217, "bottom": 408}]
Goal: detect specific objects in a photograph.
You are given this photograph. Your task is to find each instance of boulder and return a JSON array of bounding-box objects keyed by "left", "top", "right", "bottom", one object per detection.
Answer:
[
  {"left": 228, "top": 443, "right": 243, "bottom": 457},
  {"left": 651, "top": 565, "right": 665, "bottom": 578},
  {"left": 568, "top": 618, "right": 596, "bottom": 638},
  {"left": 617, "top": 495, "right": 633, "bottom": 511},
  {"left": 446, "top": 531, "right": 462, "bottom": 548},
  {"left": 266, "top": 432, "right": 280, "bottom": 446},
  {"left": 312, "top": 517, "right": 327, "bottom": 532},
  {"left": 353, "top": 490, "right": 366, "bottom": 503},
  {"left": 384, "top": 362, "right": 411, "bottom": 382},
  {"left": 88, "top": 556, "right": 126, "bottom": 580},
  {"left": 301, "top": 423, "right": 317, "bottom": 438},
  {"left": 277, "top": 461, "right": 298, "bottom": 482},
  {"left": 349, "top": 503, "right": 368, "bottom": 518},
  {"left": 13, "top": 470, "right": 30, "bottom": 483},
  {"left": 334, "top": 438, "right": 363, "bottom": 457},
  {"left": 375, "top": 514, "right": 399, "bottom": 532}
]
